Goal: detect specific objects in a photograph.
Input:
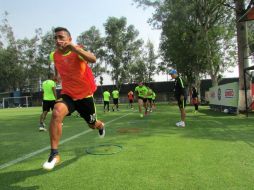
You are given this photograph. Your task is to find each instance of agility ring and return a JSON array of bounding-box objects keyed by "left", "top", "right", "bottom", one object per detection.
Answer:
[{"left": 86, "top": 144, "right": 123, "bottom": 155}]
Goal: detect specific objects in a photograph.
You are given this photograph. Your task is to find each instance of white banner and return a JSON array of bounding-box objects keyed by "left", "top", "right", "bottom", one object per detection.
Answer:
[{"left": 209, "top": 82, "right": 239, "bottom": 107}]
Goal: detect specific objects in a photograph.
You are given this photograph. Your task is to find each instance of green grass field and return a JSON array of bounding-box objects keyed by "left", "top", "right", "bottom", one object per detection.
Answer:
[{"left": 1, "top": 104, "right": 254, "bottom": 190}]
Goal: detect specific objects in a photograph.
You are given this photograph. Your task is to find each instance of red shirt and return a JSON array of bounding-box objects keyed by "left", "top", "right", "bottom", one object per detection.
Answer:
[
  {"left": 128, "top": 91, "right": 134, "bottom": 100},
  {"left": 53, "top": 50, "right": 97, "bottom": 99}
]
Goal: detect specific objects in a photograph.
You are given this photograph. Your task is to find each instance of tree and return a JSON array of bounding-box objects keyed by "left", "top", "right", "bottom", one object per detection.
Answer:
[
  {"left": 37, "top": 28, "right": 55, "bottom": 78},
  {"left": 144, "top": 40, "right": 157, "bottom": 82},
  {"left": 128, "top": 58, "right": 148, "bottom": 83},
  {"left": 16, "top": 35, "right": 40, "bottom": 92},
  {"left": 0, "top": 12, "right": 47, "bottom": 92},
  {"left": 234, "top": 0, "right": 251, "bottom": 111},
  {"left": 134, "top": 0, "right": 236, "bottom": 87},
  {"left": 194, "top": 0, "right": 236, "bottom": 86},
  {"left": 0, "top": 11, "right": 19, "bottom": 91},
  {"left": 104, "top": 17, "right": 143, "bottom": 87},
  {"left": 76, "top": 26, "right": 106, "bottom": 78}
]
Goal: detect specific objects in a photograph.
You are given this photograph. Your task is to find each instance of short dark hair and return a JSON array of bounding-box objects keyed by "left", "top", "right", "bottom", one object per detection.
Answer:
[{"left": 54, "top": 27, "right": 71, "bottom": 37}]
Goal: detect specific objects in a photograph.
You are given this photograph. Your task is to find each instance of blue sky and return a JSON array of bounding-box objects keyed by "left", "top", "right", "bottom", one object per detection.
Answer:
[{"left": 0, "top": 0, "right": 161, "bottom": 49}]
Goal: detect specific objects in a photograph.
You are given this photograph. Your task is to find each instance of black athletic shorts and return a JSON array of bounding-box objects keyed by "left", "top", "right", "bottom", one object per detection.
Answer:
[
  {"left": 56, "top": 94, "right": 97, "bottom": 125},
  {"left": 148, "top": 98, "right": 152, "bottom": 103},
  {"left": 104, "top": 101, "right": 109, "bottom": 106},
  {"left": 113, "top": 98, "right": 118, "bottom": 105},
  {"left": 177, "top": 97, "right": 186, "bottom": 109},
  {"left": 42, "top": 100, "right": 55, "bottom": 112},
  {"left": 138, "top": 96, "right": 147, "bottom": 103}
]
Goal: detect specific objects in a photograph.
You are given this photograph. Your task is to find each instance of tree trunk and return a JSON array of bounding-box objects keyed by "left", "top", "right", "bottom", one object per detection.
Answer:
[
  {"left": 235, "top": 0, "right": 251, "bottom": 111},
  {"left": 211, "top": 75, "right": 218, "bottom": 87},
  {"left": 203, "top": 26, "right": 219, "bottom": 87}
]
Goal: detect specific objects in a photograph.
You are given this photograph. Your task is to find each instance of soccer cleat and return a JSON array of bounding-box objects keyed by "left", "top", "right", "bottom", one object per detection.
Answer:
[
  {"left": 98, "top": 123, "right": 105, "bottom": 138},
  {"left": 43, "top": 154, "right": 60, "bottom": 170},
  {"left": 39, "top": 126, "right": 47, "bottom": 131},
  {"left": 39, "top": 123, "right": 47, "bottom": 131},
  {"left": 177, "top": 121, "right": 186, "bottom": 127},
  {"left": 176, "top": 121, "right": 182, "bottom": 127}
]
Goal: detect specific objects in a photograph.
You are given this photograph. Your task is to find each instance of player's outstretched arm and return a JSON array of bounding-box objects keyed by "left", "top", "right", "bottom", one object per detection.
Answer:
[{"left": 66, "top": 42, "right": 96, "bottom": 63}]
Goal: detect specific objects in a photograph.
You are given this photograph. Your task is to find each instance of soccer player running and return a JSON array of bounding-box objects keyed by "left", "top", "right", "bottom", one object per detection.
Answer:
[
  {"left": 152, "top": 91, "right": 156, "bottom": 110},
  {"left": 39, "top": 74, "right": 57, "bottom": 131},
  {"left": 112, "top": 88, "right": 119, "bottom": 111},
  {"left": 42, "top": 27, "right": 105, "bottom": 170},
  {"left": 146, "top": 87, "right": 153, "bottom": 112},
  {"left": 127, "top": 90, "right": 134, "bottom": 109},
  {"left": 103, "top": 89, "right": 111, "bottom": 112},
  {"left": 135, "top": 82, "right": 148, "bottom": 117},
  {"left": 168, "top": 69, "right": 187, "bottom": 127}
]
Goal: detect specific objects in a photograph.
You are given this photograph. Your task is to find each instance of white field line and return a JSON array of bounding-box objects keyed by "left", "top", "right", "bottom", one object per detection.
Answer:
[
  {"left": 204, "top": 120, "right": 223, "bottom": 125},
  {"left": 0, "top": 113, "right": 132, "bottom": 170}
]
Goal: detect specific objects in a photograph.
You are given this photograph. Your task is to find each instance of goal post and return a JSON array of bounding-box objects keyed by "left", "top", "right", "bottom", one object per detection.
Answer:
[{"left": 2, "top": 96, "right": 32, "bottom": 108}]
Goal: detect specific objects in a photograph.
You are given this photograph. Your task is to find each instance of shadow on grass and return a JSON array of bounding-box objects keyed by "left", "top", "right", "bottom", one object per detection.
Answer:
[
  {"left": 0, "top": 151, "right": 83, "bottom": 190},
  {"left": 155, "top": 109, "right": 254, "bottom": 147},
  {"left": 110, "top": 107, "right": 254, "bottom": 148}
]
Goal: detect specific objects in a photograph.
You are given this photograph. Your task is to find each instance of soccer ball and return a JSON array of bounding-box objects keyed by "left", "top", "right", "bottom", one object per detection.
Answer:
[{"left": 223, "top": 109, "right": 229, "bottom": 113}]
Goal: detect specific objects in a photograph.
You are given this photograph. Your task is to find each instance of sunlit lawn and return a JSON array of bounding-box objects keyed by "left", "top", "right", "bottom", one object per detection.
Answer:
[{"left": 1, "top": 104, "right": 254, "bottom": 190}]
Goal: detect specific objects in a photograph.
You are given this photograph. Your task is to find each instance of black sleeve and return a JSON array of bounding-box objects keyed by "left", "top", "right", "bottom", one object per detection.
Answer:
[{"left": 177, "top": 77, "right": 185, "bottom": 96}]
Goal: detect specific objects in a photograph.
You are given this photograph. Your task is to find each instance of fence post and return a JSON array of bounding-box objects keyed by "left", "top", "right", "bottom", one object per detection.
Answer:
[{"left": 26, "top": 96, "right": 28, "bottom": 108}]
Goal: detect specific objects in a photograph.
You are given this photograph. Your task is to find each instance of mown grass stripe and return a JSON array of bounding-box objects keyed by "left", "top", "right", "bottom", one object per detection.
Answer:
[{"left": 0, "top": 112, "right": 132, "bottom": 170}]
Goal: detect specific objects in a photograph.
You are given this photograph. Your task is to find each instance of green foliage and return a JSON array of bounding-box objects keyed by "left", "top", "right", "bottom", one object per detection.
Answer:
[
  {"left": 143, "top": 40, "right": 158, "bottom": 82},
  {"left": 134, "top": 0, "right": 237, "bottom": 86},
  {"left": 104, "top": 17, "right": 144, "bottom": 86},
  {"left": 0, "top": 12, "right": 161, "bottom": 92},
  {"left": 0, "top": 12, "right": 20, "bottom": 91},
  {"left": 77, "top": 26, "right": 106, "bottom": 78},
  {"left": 129, "top": 58, "right": 147, "bottom": 82},
  {"left": 248, "top": 22, "right": 254, "bottom": 53},
  {"left": 0, "top": 47, "right": 19, "bottom": 91},
  {"left": 36, "top": 28, "right": 55, "bottom": 78},
  {"left": 0, "top": 13, "right": 51, "bottom": 92}
]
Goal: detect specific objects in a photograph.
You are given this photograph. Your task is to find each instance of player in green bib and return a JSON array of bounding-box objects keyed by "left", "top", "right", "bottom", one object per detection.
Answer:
[
  {"left": 146, "top": 87, "right": 154, "bottom": 112},
  {"left": 135, "top": 82, "right": 148, "bottom": 117},
  {"left": 112, "top": 88, "right": 120, "bottom": 111},
  {"left": 152, "top": 91, "right": 156, "bottom": 110},
  {"left": 39, "top": 74, "right": 57, "bottom": 131},
  {"left": 103, "top": 89, "right": 111, "bottom": 112}
]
